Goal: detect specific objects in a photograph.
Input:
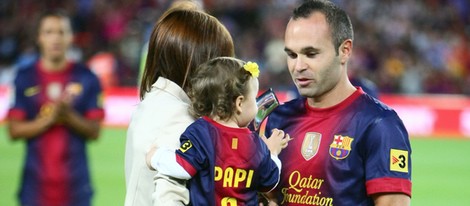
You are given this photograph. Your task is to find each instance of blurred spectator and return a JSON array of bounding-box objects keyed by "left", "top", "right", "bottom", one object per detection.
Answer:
[{"left": 1, "top": 0, "right": 469, "bottom": 95}]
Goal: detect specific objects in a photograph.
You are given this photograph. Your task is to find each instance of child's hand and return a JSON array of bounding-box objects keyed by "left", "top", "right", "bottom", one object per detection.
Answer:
[
  {"left": 261, "top": 129, "right": 291, "bottom": 156},
  {"left": 146, "top": 144, "right": 158, "bottom": 171}
]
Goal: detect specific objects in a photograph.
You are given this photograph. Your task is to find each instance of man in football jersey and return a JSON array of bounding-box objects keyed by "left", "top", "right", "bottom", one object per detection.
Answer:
[
  {"left": 7, "top": 10, "right": 104, "bottom": 206},
  {"left": 263, "top": 0, "right": 411, "bottom": 205}
]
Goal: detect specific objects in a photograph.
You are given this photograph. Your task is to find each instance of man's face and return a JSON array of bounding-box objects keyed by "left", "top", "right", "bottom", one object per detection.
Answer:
[
  {"left": 284, "top": 12, "right": 343, "bottom": 99},
  {"left": 37, "top": 16, "right": 73, "bottom": 61}
]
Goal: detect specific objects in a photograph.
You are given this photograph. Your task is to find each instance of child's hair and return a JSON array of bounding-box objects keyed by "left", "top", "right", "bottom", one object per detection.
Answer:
[{"left": 189, "top": 57, "right": 255, "bottom": 121}]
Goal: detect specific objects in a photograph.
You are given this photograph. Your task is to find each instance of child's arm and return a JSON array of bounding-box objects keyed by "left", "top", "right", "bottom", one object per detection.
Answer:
[
  {"left": 257, "top": 128, "right": 290, "bottom": 201},
  {"left": 146, "top": 145, "right": 191, "bottom": 180}
]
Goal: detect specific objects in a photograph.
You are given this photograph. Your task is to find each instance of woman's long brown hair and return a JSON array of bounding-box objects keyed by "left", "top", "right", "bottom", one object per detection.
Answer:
[{"left": 139, "top": 8, "right": 234, "bottom": 100}]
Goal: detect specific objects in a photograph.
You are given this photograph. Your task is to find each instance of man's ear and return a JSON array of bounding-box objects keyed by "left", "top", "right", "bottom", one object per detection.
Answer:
[
  {"left": 235, "top": 95, "right": 244, "bottom": 114},
  {"left": 339, "top": 39, "right": 353, "bottom": 64}
]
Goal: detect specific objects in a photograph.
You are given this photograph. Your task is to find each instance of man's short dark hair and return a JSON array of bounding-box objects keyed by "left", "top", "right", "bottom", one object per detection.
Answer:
[
  {"left": 36, "top": 9, "right": 72, "bottom": 34},
  {"left": 292, "top": 0, "right": 353, "bottom": 54}
]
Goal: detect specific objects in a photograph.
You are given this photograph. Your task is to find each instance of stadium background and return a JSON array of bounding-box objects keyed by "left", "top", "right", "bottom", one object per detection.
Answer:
[{"left": 1, "top": 0, "right": 469, "bottom": 205}]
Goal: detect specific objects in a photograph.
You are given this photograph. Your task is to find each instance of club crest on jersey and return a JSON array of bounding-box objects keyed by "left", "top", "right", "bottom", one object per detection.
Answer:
[
  {"left": 329, "top": 135, "right": 354, "bottom": 160},
  {"left": 65, "top": 83, "right": 83, "bottom": 96},
  {"left": 301, "top": 132, "right": 321, "bottom": 161}
]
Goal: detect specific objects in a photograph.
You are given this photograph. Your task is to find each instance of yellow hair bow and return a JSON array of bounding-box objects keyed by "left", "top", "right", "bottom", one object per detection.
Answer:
[{"left": 243, "top": 61, "right": 259, "bottom": 78}]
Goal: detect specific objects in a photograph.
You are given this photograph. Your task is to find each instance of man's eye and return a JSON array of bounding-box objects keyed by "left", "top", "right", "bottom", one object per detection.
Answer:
[
  {"left": 286, "top": 52, "right": 297, "bottom": 59},
  {"left": 306, "top": 53, "right": 317, "bottom": 58}
]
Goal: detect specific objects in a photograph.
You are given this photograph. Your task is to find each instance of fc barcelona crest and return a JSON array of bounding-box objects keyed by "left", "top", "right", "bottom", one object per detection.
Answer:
[
  {"left": 329, "top": 135, "right": 354, "bottom": 160},
  {"left": 65, "top": 83, "right": 83, "bottom": 96},
  {"left": 301, "top": 132, "right": 321, "bottom": 161}
]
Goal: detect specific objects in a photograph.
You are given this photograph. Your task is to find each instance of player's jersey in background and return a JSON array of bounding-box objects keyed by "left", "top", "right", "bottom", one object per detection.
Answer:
[
  {"left": 265, "top": 88, "right": 411, "bottom": 206},
  {"left": 175, "top": 117, "right": 280, "bottom": 206},
  {"left": 8, "top": 61, "right": 104, "bottom": 206}
]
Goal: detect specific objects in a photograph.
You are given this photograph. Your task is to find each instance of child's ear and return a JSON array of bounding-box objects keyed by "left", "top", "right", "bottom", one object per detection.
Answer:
[{"left": 235, "top": 95, "right": 244, "bottom": 114}]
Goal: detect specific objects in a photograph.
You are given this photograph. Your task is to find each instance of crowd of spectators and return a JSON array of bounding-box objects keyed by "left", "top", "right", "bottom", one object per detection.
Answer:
[{"left": 1, "top": 0, "right": 469, "bottom": 95}]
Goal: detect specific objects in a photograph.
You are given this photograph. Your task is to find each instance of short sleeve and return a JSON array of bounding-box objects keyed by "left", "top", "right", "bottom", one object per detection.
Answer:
[
  {"left": 83, "top": 71, "right": 104, "bottom": 120},
  {"left": 255, "top": 139, "right": 280, "bottom": 192},
  {"left": 364, "top": 112, "right": 412, "bottom": 196},
  {"left": 7, "top": 73, "right": 28, "bottom": 120},
  {"left": 175, "top": 127, "right": 209, "bottom": 177}
]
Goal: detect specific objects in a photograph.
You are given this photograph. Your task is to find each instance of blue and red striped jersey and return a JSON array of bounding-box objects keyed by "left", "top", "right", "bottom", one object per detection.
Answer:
[
  {"left": 265, "top": 88, "right": 411, "bottom": 206},
  {"left": 8, "top": 60, "right": 104, "bottom": 206},
  {"left": 176, "top": 116, "right": 280, "bottom": 206}
]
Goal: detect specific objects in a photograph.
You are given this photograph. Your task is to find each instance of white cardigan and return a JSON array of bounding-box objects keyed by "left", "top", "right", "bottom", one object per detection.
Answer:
[{"left": 125, "top": 77, "right": 194, "bottom": 206}]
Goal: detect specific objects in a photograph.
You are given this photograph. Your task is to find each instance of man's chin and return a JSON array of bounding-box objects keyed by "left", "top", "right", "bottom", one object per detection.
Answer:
[
  {"left": 49, "top": 55, "right": 66, "bottom": 62},
  {"left": 297, "top": 88, "right": 317, "bottom": 98}
]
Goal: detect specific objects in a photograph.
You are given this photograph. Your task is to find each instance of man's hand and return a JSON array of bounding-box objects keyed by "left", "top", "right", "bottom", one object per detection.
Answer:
[{"left": 37, "top": 102, "right": 62, "bottom": 127}]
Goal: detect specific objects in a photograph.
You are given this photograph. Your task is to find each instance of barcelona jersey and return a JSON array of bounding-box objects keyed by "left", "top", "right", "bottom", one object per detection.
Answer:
[
  {"left": 265, "top": 88, "right": 411, "bottom": 206},
  {"left": 8, "top": 61, "right": 104, "bottom": 206},
  {"left": 175, "top": 117, "right": 280, "bottom": 206}
]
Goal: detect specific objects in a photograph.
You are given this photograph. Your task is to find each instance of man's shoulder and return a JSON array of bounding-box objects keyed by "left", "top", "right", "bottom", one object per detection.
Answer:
[
  {"left": 71, "top": 62, "right": 95, "bottom": 76},
  {"left": 272, "top": 97, "right": 305, "bottom": 116},
  {"left": 16, "top": 62, "right": 37, "bottom": 75},
  {"left": 69, "top": 62, "right": 102, "bottom": 87},
  {"left": 14, "top": 63, "right": 38, "bottom": 85},
  {"left": 266, "top": 97, "right": 305, "bottom": 130},
  {"left": 355, "top": 93, "right": 402, "bottom": 122}
]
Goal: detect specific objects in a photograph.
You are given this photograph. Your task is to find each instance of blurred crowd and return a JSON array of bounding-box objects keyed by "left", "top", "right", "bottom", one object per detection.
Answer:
[{"left": 0, "top": 0, "right": 469, "bottom": 95}]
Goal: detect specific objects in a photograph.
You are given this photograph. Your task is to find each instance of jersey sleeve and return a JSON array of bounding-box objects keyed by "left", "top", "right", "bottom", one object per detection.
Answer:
[
  {"left": 7, "top": 73, "right": 28, "bottom": 120},
  {"left": 150, "top": 147, "right": 191, "bottom": 180},
  {"left": 174, "top": 126, "right": 210, "bottom": 177},
  {"left": 256, "top": 138, "right": 281, "bottom": 192},
  {"left": 82, "top": 71, "right": 104, "bottom": 120},
  {"left": 364, "top": 112, "right": 412, "bottom": 197}
]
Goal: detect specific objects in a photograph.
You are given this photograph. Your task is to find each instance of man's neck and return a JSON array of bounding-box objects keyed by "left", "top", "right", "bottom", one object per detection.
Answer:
[
  {"left": 40, "top": 57, "right": 68, "bottom": 72},
  {"left": 307, "top": 76, "right": 357, "bottom": 109}
]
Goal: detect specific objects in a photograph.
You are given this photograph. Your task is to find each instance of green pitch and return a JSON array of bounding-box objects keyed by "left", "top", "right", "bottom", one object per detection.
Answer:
[
  {"left": 0, "top": 126, "right": 127, "bottom": 206},
  {"left": 1, "top": 126, "right": 469, "bottom": 205}
]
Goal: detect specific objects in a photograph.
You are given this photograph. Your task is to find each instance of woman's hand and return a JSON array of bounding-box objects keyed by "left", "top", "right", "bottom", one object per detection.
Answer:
[{"left": 146, "top": 144, "right": 158, "bottom": 171}]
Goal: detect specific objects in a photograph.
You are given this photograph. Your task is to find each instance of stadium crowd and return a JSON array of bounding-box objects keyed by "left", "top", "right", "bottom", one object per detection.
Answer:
[{"left": 0, "top": 0, "right": 469, "bottom": 95}]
